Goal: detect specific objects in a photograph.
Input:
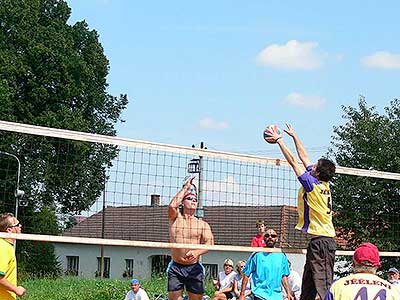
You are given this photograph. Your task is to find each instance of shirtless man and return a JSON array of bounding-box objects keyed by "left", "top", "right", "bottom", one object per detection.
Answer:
[{"left": 168, "top": 177, "right": 214, "bottom": 300}]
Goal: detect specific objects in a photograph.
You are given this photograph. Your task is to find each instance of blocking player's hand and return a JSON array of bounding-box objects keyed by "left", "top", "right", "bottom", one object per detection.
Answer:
[
  {"left": 284, "top": 123, "right": 296, "bottom": 138},
  {"left": 268, "top": 126, "right": 282, "bottom": 141}
]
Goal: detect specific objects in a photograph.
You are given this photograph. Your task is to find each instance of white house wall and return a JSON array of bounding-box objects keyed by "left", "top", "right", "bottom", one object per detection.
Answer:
[
  {"left": 54, "top": 243, "right": 306, "bottom": 280},
  {"left": 54, "top": 243, "right": 171, "bottom": 279}
]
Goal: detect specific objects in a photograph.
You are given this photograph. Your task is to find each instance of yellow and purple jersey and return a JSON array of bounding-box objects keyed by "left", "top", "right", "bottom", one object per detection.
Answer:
[
  {"left": 296, "top": 165, "right": 335, "bottom": 237},
  {"left": 325, "top": 273, "right": 400, "bottom": 300},
  {"left": 0, "top": 238, "right": 17, "bottom": 300}
]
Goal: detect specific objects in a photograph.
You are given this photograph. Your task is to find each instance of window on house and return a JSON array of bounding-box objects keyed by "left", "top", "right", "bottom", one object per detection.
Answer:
[
  {"left": 96, "top": 257, "right": 111, "bottom": 278},
  {"left": 203, "top": 263, "right": 218, "bottom": 280},
  {"left": 66, "top": 256, "right": 79, "bottom": 276},
  {"left": 123, "top": 259, "right": 134, "bottom": 277},
  {"left": 151, "top": 255, "right": 171, "bottom": 277}
]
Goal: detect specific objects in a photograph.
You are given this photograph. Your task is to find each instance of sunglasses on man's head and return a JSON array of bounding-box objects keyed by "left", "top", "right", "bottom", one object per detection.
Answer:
[
  {"left": 224, "top": 264, "right": 233, "bottom": 267},
  {"left": 9, "top": 222, "right": 21, "bottom": 228},
  {"left": 265, "top": 233, "right": 277, "bottom": 238}
]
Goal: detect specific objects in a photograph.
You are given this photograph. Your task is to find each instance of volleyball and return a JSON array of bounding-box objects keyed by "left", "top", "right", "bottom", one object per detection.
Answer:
[{"left": 263, "top": 124, "right": 282, "bottom": 144}]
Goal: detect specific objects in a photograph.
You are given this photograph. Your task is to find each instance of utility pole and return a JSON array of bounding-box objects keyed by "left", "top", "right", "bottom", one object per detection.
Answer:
[
  {"left": 0, "top": 151, "right": 25, "bottom": 250},
  {"left": 0, "top": 151, "right": 25, "bottom": 219},
  {"left": 189, "top": 142, "right": 207, "bottom": 218},
  {"left": 100, "top": 171, "right": 106, "bottom": 279}
]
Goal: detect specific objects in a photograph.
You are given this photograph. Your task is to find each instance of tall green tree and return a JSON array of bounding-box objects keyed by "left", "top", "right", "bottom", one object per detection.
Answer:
[
  {"left": 0, "top": 0, "right": 128, "bottom": 275},
  {"left": 331, "top": 97, "right": 400, "bottom": 255}
]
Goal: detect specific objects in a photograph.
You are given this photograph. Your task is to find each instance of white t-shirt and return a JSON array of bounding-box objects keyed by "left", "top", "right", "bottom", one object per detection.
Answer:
[
  {"left": 125, "top": 288, "right": 150, "bottom": 300},
  {"left": 218, "top": 271, "right": 237, "bottom": 290},
  {"left": 283, "top": 269, "right": 302, "bottom": 300},
  {"left": 288, "top": 270, "right": 301, "bottom": 300}
]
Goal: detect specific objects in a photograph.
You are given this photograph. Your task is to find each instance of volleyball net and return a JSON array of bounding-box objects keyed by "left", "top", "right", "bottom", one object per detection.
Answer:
[{"left": 0, "top": 120, "right": 399, "bottom": 258}]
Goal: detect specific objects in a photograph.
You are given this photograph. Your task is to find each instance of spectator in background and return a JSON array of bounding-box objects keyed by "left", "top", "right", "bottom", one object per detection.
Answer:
[
  {"left": 0, "top": 213, "right": 26, "bottom": 300},
  {"left": 388, "top": 267, "right": 399, "bottom": 285},
  {"left": 214, "top": 259, "right": 237, "bottom": 300},
  {"left": 239, "top": 228, "right": 293, "bottom": 300},
  {"left": 125, "top": 279, "right": 149, "bottom": 300},
  {"left": 283, "top": 261, "right": 302, "bottom": 300},
  {"left": 251, "top": 220, "right": 266, "bottom": 247},
  {"left": 325, "top": 242, "right": 400, "bottom": 300},
  {"left": 232, "top": 260, "right": 251, "bottom": 300}
]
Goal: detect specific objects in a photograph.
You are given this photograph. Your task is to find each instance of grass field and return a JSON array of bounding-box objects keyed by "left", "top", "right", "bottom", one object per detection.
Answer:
[{"left": 22, "top": 276, "right": 215, "bottom": 300}]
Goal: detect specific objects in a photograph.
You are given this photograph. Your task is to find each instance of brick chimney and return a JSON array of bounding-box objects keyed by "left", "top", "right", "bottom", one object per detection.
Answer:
[{"left": 151, "top": 194, "right": 160, "bottom": 206}]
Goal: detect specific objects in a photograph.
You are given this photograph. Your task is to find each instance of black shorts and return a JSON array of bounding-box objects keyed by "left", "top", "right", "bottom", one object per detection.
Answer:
[
  {"left": 300, "top": 236, "right": 336, "bottom": 300},
  {"left": 224, "top": 292, "right": 234, "bottom": 299},
  {"left": 167, "top": 261, "right": 205, "bottom": 294}
]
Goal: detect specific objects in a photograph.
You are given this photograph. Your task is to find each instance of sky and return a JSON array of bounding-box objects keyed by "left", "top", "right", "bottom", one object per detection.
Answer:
[{"left": 66, "top": 0, "right": 400, "bottom": 162}]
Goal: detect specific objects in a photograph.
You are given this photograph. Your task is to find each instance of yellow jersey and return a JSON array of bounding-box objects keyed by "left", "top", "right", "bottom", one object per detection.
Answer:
[
  {"left": 0, "top": 238, "right": 17, "bottom": 300},
  {"left": 325, "top": 273, "right": 400, "bottom": 300},
  {"left": 296, "top": 165, "right": 335, "bottom": 237}
]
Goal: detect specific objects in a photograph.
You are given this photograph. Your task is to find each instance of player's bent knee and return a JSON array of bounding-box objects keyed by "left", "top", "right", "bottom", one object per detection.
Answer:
[
  {"left": 168, "top": 290, "right": 184, "bottom": 300},
  {"left": 187, "top": 291, "right": 203, "bottom": 300}
]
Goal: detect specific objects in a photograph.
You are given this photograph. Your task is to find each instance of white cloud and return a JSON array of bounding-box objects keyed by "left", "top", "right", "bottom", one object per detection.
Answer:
[
  {"left": 257, "top": 40, "right": 324, "bottom": 70},
  {"left": 361, "top": 51, "right": 400, "bottom": 69},
  {"left": 198, "top": 117, "right": 228, "bottom": 130},
  {"left": 283, "top": 92, "right": 325, "bottom": 109}
]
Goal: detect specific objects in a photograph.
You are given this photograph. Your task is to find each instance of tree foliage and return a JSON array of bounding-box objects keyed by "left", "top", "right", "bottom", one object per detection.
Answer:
[
  {"left": 331, "top": 97, "right": 400, "bottom": 256},
  {"left": 0, "top": 0, "right": 128, "bottom": 214},
  {"left": 0, "top": 0, "right": 128, "bottom": 275},
  {"left": 18, "top": 207, "right": 62, "bottom": 277}
]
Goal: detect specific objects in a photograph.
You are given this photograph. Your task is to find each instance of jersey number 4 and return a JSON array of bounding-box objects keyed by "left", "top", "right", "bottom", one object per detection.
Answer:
[{"left": 354, "top": 287, "right": 386, "bottom": 300}]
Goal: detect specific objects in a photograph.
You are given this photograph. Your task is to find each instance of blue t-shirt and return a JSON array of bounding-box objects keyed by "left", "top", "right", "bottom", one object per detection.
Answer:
[{"left": 243, "top": 252, "right": 290, "bottom": 300}]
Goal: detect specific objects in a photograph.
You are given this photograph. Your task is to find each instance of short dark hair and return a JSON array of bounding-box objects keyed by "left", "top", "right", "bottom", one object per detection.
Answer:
[
  {"left": 316, "top": 158, "right": 336, "bottom": 182},
  {"left": 255, "top": 220, "right": 265, "bottom": 227},
  {"left": 0, "top": 213, "right": 14, "bottom": 232}
]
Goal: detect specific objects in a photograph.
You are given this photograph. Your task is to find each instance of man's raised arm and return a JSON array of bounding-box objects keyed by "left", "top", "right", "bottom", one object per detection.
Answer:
[
  {"left": 284, "top": 123, "right": 311, "bottom": 168},
  {"left": 264, "top": 125, "right": 305, "bottom": 177},
  {"left": 276, "top": 138, "right": 305, "bottom": 177},
  {"left": 168, "top": 177, "right": 194, "bottom": 221}
]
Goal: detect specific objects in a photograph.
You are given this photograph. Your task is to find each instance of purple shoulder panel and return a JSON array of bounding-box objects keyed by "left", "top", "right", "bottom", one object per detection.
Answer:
[
  {"left": 306, "top": 165, "right": 313, "bottom": 172},
  {"left": 298, "top": 166, "right": 320, "bottom": 192}
]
